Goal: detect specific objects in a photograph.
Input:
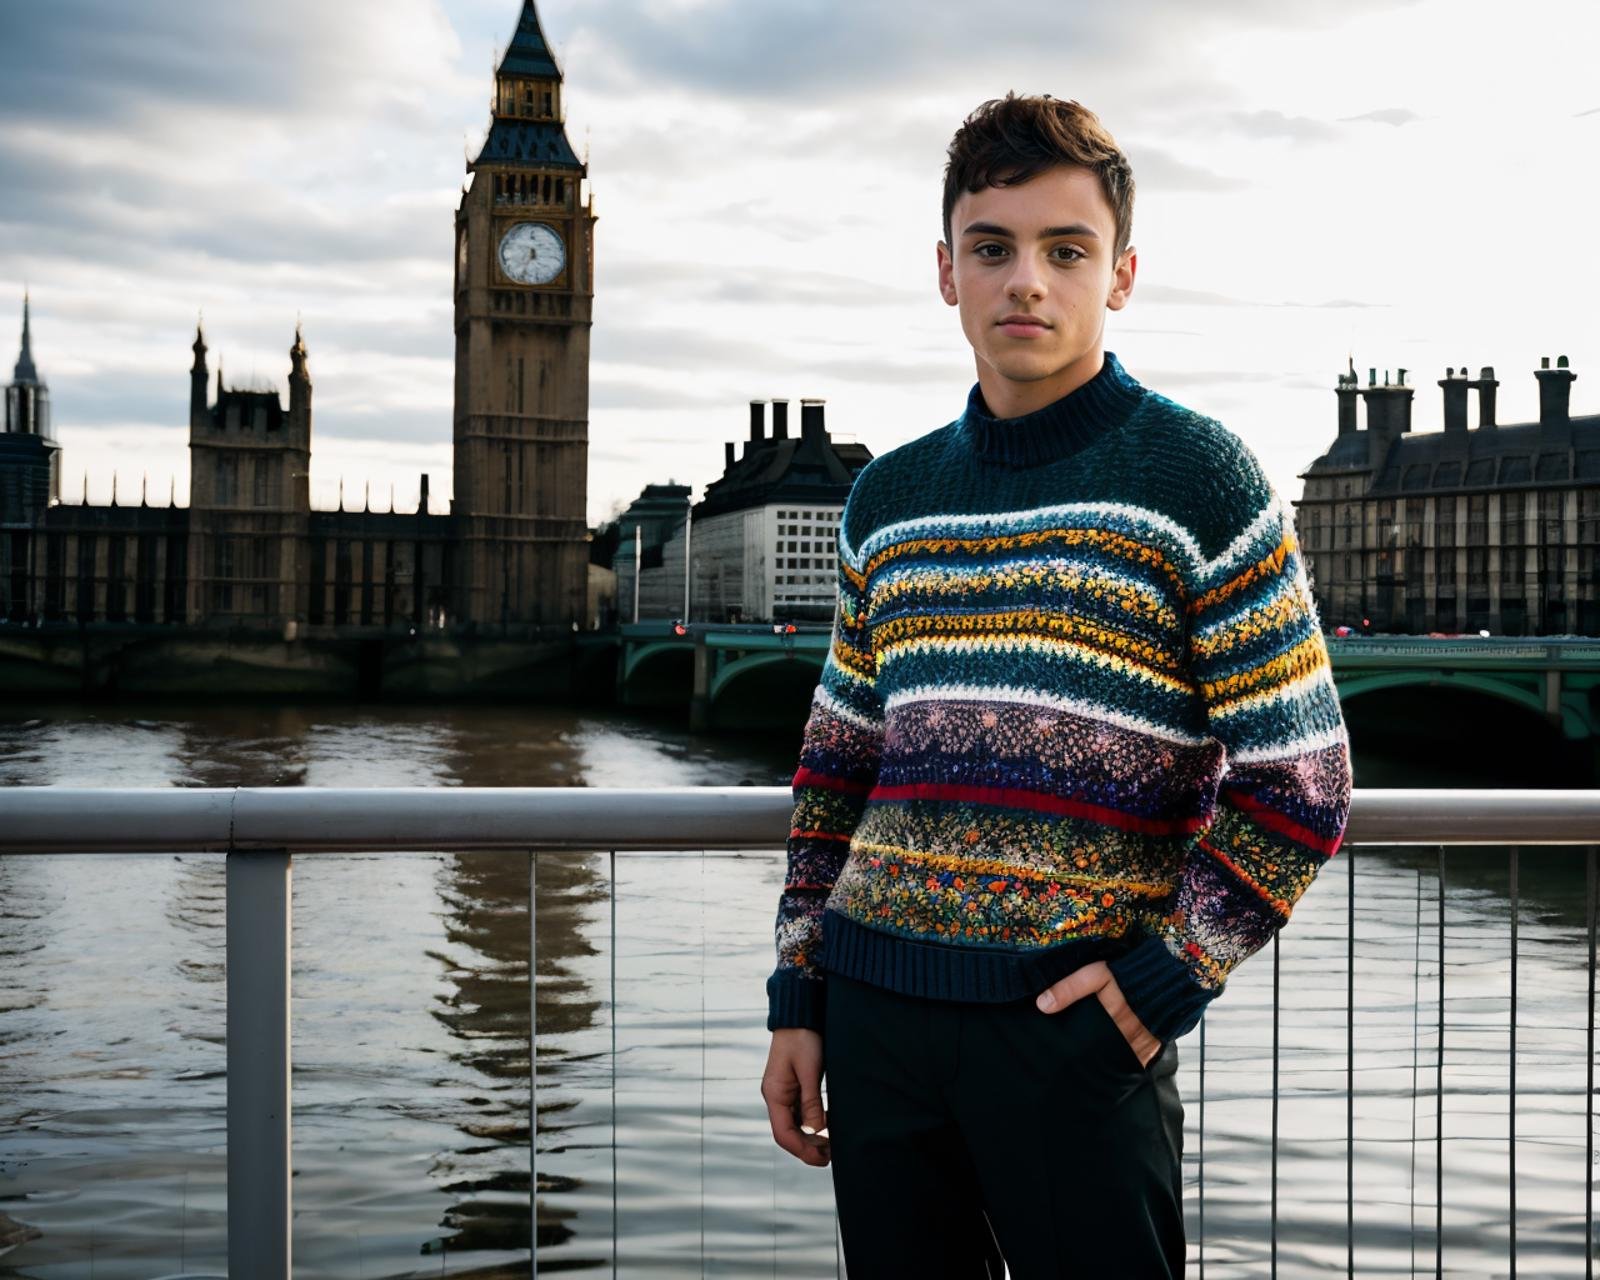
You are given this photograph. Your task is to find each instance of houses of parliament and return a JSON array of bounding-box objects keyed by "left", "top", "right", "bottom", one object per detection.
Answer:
[{"left": 0, "top": 0, "right": 595, "bottom": 633}]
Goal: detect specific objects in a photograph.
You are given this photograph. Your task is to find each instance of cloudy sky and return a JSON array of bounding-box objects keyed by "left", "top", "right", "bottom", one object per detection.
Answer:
[{"left": 3, "top": 0, "right": 1598, "bottom": 525}]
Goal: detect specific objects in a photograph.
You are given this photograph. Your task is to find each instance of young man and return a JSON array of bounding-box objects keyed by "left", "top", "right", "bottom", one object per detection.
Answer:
[{"left": 760, "top": 93, "right": 1352, "bottom": 1278}]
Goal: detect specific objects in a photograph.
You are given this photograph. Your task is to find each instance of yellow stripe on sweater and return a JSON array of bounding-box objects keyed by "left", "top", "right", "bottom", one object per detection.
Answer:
[
  {"left": 874, "top": 608, "right": 1183, "bottom": 674},
  {"left": 878, "top": 632, "right": 1198, "bottom": 696},
  {"left": 1201, "top": 633, "right": 1330, "bottom": 709},
  {"left": 868, "top": 527, "right": 1187, "bottom": 598},
  {"left": 1190, "top": 529, "right": 1294, "bottom": 615}
]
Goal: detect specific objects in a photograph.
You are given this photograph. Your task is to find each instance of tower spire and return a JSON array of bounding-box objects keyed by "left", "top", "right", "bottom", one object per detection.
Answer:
[
  {"left": 500, "top": 0, "right": 561, "bottom": 78},
  {"left": 14, "top": 289, "right": 39, "bottom": 384}
]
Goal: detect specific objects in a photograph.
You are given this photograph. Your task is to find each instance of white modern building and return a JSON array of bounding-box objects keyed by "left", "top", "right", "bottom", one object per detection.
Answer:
[{"left": 623, "top": 398, "right": 871, "bottom": 624}]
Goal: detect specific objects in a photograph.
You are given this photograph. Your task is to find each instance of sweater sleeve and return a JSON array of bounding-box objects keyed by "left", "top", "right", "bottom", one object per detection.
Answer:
[
  {"left": 766, "top": 522, "right": 885, "bottom": 1033},
  {"left": 1107, "top": 473, "right": 1353, "bottom": 1045}
]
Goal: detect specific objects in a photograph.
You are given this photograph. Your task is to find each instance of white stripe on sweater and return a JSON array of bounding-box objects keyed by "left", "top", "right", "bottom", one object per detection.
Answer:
[{"left": 882, "top": 681, "right": 1214, "bottom": 747}]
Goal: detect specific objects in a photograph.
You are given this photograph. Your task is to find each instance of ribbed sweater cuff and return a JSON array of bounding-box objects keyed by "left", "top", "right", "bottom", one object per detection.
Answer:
[
  {"left": 1106, "top": 935, "right": 1215, "bottom": 1045},
  {"left": 766, "top": 970, "right": 826, "bottom": 1033}
]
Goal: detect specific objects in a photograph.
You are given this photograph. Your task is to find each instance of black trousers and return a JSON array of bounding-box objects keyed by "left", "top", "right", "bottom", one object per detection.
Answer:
[{"left": 824, "top": 970, "right": 1186, "bottom": 1279}]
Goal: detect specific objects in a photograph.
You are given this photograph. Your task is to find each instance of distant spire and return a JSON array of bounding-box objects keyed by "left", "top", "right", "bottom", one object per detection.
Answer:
[
  {"left": 141, "top": 471, "right": 148, "bottom": 507},
  {"left": 363, "top": 479, "right": 370, "bottom": 513},
  {"left": 169, "top": 474, "right": 177, "bottom": 508},
  {"left": 81, "top": 469, "right": 88, "bottom": 505},
  {"left": 290, "top": 319, "right": 308, "bottom": 378},
  {"left": 14, "top": 289, "right": 40, "bottom": 385},
  {"left": 111, "top": 471, "right": 118, "bottom": 507},
  {"left": 338, "top": 475, "right": 345, "bottom": 512}
]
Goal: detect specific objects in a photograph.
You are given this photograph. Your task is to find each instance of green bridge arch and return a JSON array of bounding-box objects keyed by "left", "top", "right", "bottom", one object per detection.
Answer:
[
  {"left": 621, "top": 640, "right": 691, "bottom": 685},
  {"left": 1334, "top": 669, "right": 1593, "bottom": 740},
  {"left": 709, "top": 649, "right": 825, "bottom": 704}
]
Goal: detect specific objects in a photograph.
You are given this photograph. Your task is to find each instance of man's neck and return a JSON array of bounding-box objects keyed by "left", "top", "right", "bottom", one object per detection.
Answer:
[{"left": 974, "top": 344, "right": 1106, "bottom": 419}]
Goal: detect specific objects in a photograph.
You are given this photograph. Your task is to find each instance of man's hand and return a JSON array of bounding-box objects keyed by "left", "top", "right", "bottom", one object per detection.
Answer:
[
  {"left": 762, "top": 1028, "right": 830, "bottom": 1167},
  {"left": 1035, "top": 960, "right": 1162, "bottom": 1068}
]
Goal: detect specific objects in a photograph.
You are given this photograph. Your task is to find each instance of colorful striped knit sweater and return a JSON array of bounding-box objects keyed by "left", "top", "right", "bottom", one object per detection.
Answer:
[{"left": 767, "top": 350, "right": 1353, "bottom": 1045}]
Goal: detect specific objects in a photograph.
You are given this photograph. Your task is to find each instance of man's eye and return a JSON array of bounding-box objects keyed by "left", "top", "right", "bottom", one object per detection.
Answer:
[
  {"left": 975, "top": 243, "right": 1006, "bottom": 258},
  {"left": 1053, "top": 245, "right": 1085, "bottom": 262}
]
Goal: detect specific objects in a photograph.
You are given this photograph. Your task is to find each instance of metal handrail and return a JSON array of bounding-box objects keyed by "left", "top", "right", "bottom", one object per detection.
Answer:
[
  {"left": 3, "top": 787, "right": 1597, "bottom": 1280},
  {"left": 4, "top": 785, "right": 1600, "bottom": 853}
]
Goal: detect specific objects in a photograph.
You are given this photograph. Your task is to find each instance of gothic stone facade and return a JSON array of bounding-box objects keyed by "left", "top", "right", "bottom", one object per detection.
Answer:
[
  {"left": 1296, "top": 356, "right": 1600, "bottom": 636},
  {"left": 0, "top": 1, "right": 591, "bottom": 634}
]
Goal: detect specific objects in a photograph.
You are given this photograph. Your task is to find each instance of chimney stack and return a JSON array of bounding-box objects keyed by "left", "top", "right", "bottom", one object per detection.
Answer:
[
  {"left": 1467, "top": 366, "right": 1498, "bottom": 428},
  {"left": 1535, "top": 354, "right": 1576, "bottom": 428},
  {"left": 724, "top": 440, "right": 735, "bottom": 469},
  {"left": 1335, "top": 357, "right": 1359, "bottom": 436},
  {"left": 748, "top": 399, "right": 765, "bottom": 441},
  {"left": 1439, "top": 366, "right": 1469, "bottom": 433},
  {"left": 772, "top": 398, "right": 790, "bottom": 439},
  {"left": 418, "top": 472, "right": 430, "bottom": 515},
  {"left": 1360, "top": 367, "right": 1414, "bottom": 469},
  {"left": 800, "top": 397, "right": 826, "bottom": 443}
]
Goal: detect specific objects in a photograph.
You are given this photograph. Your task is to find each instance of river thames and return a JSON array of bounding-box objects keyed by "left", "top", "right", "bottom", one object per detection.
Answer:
[{"left": 1, "top": 701, "right": 1595, "bottom": 1278}]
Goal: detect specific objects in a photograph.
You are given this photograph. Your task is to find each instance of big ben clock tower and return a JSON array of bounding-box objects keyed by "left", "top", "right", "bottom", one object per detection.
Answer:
[{"left": 454, "top": 0, "right": 596, "bottom": 628}]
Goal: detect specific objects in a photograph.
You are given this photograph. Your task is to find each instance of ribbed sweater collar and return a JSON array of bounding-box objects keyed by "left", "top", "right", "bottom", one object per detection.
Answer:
[{"left": 957, "top": 350, "right": 1146, "bottom": 467}]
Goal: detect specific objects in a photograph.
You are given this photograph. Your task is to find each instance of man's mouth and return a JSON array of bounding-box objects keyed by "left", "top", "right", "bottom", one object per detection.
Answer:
[{"left": 998, "top": 314, "right": 1051, "bottom": 337}]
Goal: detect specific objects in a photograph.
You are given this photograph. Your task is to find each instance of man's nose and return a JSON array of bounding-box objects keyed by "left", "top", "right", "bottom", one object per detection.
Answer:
[{"left": 1006, "top": 253, "right": 1047, "bottom": 302}]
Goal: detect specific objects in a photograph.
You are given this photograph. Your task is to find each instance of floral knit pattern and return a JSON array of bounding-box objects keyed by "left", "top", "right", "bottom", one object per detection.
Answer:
[{"left": 767, "top": 351, "right": 1353, "bottom": 1043}]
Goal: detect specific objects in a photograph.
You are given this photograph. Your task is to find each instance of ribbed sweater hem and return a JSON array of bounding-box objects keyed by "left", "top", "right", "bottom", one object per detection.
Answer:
[{"left": 817, "top": 908, "right": 1136, "bottom": 1007}]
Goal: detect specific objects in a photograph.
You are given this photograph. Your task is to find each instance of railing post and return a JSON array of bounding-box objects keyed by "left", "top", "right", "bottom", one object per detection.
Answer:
[
  {"left": 227, "top": 848, "right": 292, "bottom": 1280},
  {"left": 530, "top": 849, "right": 539, "bottom": 1275}
]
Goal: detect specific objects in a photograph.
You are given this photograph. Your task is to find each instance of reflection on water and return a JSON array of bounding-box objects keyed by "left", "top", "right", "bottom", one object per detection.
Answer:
[{"left": 0, "top": 702, "right": 1595, "bottom": 1278}]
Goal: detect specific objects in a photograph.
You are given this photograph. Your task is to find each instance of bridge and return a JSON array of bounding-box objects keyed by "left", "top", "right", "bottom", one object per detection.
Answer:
[
  {"left": 1327, "top": 636, "right": 1600, "bottom": 741},
  {"left": 615, "top": 620, "right": 832, "bottom": 729},
  {"left": 618, "top": 623, "right": 1600, "bottom": 742}
]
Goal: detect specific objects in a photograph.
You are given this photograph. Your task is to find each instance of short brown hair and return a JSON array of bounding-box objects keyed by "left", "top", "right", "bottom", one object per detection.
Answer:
[{"left": 942, "top": 93, "right": 1135, "bottom": 260}]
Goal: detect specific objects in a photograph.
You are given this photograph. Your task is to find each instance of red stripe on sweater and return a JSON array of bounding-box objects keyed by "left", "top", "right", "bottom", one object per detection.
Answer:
[
  {"left": 792, "top": 766, "right": 875, "bottom": 795},
  {"left": 867, "top": 781, "right": 1209, "bottom": 836},
  {"left": 1221, "top": 785, "right": 1343, "bottom": 855}
]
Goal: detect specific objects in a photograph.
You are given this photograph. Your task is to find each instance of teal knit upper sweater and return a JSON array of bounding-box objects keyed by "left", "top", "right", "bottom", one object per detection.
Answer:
[{"left": 766, "top": 350, "right": 1353, "bottom": 1045}]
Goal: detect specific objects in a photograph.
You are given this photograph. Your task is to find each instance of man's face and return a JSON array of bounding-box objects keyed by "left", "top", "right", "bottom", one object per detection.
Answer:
[{"left": 937, "top": 164, "right": 1135, "bottom": 414}]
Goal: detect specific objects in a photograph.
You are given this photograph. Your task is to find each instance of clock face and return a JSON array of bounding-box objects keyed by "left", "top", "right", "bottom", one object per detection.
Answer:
[{"left": 498, "top": 221, "right": 565, "bottom": 286}]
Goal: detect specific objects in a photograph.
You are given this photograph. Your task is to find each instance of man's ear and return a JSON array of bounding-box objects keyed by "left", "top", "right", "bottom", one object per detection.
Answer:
[
  {"left": 936, "top": 240, "right": 958, "bottom": 306},
  {"left": 1106, "top": 244, "right": 1137, "bottom": 312}
]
